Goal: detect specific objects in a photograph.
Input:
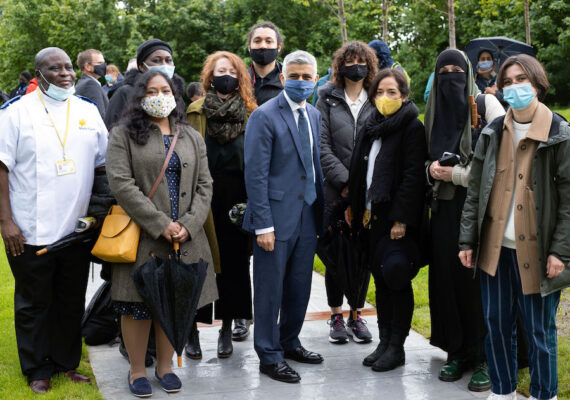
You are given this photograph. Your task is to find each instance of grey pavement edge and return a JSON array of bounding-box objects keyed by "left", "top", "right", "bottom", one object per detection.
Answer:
[{"left": 85, "top": 263, "right": 528, "bottom": 400}]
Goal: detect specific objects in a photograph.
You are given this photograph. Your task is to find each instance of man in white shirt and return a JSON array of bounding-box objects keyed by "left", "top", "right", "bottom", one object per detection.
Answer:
[{"left": 0, "top": 47, "right": 108, "bottom": 394}]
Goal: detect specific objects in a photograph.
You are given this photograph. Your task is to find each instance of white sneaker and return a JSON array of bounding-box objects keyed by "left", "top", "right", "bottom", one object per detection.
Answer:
[
  {"left": 487, "top": 392, "right": 517, "bottom": 400},
  {"left": 529, "top": 396, "right": 557, "bottom": 400}
]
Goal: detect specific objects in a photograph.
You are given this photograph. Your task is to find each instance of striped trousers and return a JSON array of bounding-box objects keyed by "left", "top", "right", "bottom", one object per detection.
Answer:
[{"left": 480, "top": 247, "right": 560, "bottom": 400}]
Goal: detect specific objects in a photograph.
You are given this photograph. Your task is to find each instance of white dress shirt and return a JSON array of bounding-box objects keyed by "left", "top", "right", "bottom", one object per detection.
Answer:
[
  {"left": 344, "top": 88, "right": 368, "bottom": 124},
  {"left": 0, "top": 90, "right": 108, "bottom": 245},
  {"left": 255, "top": 91, "right": 316, "bottom": 235}
]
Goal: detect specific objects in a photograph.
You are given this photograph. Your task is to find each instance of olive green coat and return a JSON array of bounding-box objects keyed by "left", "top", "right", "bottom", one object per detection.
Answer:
[
  {"left": 106, "top": 122, "right": 218, "bottom": 307},
  {"left": 459, "top": 111, "right": 570, "bottom": 296}
]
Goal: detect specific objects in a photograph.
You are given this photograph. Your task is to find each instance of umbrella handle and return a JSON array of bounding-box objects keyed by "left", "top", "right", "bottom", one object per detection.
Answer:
[
  {"left": 36, "top": 248, "right": 47, "bottom": 256},
  {"left": 173, "top": 242, "right": 180, "bottom": 251},
  {"left": 177, "top": 355, "right": 182, "bottom": 367}
]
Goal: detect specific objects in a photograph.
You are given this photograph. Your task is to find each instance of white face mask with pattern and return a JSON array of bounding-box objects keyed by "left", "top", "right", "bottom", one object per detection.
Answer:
[{"left": 141, "top": 93, "right": 177, "bottom": 118}]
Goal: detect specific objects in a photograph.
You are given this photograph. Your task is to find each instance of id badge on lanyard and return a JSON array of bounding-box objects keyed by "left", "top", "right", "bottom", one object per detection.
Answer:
[
  {"left": 37, "top": 90, "right": 77, "bottom": 176},
  {"left": 56, "top": 159, "right": 76, "bottom": 175}
]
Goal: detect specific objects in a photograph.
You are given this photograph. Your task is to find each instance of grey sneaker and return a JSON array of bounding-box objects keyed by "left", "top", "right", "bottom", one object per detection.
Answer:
[
  {"left": 347, "top": 313, "right": 373, "bottom": 343},
  {"left": 327, "top": 314, "right": 348, "bottom": 344}
]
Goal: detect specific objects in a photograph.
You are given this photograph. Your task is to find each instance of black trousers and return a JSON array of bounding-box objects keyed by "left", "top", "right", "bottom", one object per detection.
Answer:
[
  {"left": 370, "top": 240, "right": 417, "bottom": 336},
  {"left": 8, "top": 243, "right": 90, "bottom": 381},
  {"left": 211, "top": 171, "right": 252, "bottom": 320},
  {"left": 324, "top": 266, "right": 370, "bottom": 309}
]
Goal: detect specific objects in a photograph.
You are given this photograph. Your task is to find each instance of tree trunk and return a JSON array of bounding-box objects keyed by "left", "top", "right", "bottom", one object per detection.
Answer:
[
  {"left": 338, "top": 0, "right": 348, "bottom": 44},
  {"left": 448, "top": 0, "right": 456, "bottom": 49},
  {"left": 524, "top": 0, "right": 531, "bottom": 44},
  {"left": 382, "top": 0, "right": 389, "bottom": 42}
]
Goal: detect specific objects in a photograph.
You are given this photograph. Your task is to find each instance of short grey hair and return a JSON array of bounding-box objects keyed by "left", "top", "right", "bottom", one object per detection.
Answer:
[{"left": 282, "top": 50, "right": 317, "bottom": 78}]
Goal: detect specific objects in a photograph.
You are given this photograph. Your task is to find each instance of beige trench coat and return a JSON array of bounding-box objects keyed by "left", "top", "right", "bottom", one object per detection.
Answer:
[{"left": 106, "top": 122, "right": 218, "bottom": 308}]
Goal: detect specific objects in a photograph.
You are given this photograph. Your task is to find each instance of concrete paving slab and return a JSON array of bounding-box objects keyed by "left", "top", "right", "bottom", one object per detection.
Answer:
[{"left": 85, "top": 263, "right": 528, "bottom": 400}]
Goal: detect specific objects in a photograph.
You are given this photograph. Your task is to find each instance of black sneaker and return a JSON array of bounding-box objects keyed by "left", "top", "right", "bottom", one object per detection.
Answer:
[
  {"left": 327, "top": 314, "right": 348, "bottom": 344},
  {"left": 347, "top": 313, "right": 372, "bottom": 343}
]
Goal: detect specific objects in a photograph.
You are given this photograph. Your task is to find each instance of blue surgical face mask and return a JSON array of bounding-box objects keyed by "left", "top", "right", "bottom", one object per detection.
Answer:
[
  {"left": 38, "top": 70, "right": 75, "bottom": 101},
  {"left": 477, "top": 60, "right": 494, "bottom": 71},
  {"left": 104, "top": 74, "right": 113, "bottom": 83},
  {"left": 503, "top": 82, "right": 535, "bottom": 110},
  {"left": 144, "top": 62, "right": 175, "bottom": 79},
  {"left": 284, "top": 79, "right": 314, "bottom": 103}
]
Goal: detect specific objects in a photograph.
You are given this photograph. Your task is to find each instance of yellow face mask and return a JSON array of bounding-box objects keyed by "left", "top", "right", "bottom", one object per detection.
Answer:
[{"left": 375, "top": 96, "right": 403, "bottom": 117}]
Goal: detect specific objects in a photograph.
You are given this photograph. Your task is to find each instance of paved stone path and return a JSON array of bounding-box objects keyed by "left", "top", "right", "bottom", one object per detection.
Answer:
[{"left": 85, "top": 263, "right": 527, "bottom": 400}]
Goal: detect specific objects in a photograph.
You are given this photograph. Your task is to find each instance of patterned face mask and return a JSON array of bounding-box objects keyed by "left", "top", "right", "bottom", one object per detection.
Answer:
[{"left": 141, "top": 93, "right": 177, "bottom": 118}]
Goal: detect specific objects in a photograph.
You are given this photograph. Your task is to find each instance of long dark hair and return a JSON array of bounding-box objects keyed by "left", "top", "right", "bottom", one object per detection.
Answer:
[{"left": 119, "top": 70, "right": 188, "bottom": 145}]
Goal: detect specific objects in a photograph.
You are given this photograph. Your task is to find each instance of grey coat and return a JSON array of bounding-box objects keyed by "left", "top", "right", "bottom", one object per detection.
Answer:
[
  {"left": 316, "top": 84, "right": 374, "bottom": 223},
  {"left": 106, "top": 122, "right": 218, "bottom": 307},
  {"left": 459, "top": 112, "right": 570, "bottom": 296}
]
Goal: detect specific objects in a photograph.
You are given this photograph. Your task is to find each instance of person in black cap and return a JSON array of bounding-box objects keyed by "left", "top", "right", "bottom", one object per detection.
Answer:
[{"left": 104, "top": 38, "right": 185, "bottom": 129}]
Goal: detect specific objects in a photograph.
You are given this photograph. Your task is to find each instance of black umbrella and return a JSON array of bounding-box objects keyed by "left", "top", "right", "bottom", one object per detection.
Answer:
[
  {"left": 465, "top": 36, "right": 536, "bottom": 70},
  {"left": 35, "top": 229, "right": 97, "bottom": 256},
  {"left": 317, "top": 199, "right": 369, "bottom": 309},
  {"left": 131, "top": 242, "right": 208, "bottom": 367}
]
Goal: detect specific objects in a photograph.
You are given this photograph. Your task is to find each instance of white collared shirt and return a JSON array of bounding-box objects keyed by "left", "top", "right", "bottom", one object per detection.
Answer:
[
  {"left": 255, "top": 91, "right": 316, "bottom": 235},
  {"left": 344, "top": 88, "right": 368, "bottom": 123},
  {"left": 0, "top": 90, "right": 108, "bottom": 245}
]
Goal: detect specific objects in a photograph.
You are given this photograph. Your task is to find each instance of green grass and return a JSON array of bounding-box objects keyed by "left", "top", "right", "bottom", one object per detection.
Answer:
[
  {"left": 0, "top": 242, "right": 102, "bottom": 400},
  {"left": 553, "top": 107, "right": 570, "bottom": 121}
]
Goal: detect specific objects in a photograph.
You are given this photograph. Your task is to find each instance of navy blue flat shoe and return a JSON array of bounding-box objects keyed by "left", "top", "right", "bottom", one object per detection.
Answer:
[
  {"left": 128, "top": 372, "right": 152, "bottom": 398},
  {"left": 155, "top": 369, "right": 181, "bottom": 393}
]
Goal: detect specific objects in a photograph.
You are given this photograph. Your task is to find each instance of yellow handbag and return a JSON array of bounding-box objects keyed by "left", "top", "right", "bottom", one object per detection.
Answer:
[
  {"left": 91, "top": 205, "right": 140, "bottom": 262},
  {"left": 91, "top": 132, "right": 179, "bottom": 263}
]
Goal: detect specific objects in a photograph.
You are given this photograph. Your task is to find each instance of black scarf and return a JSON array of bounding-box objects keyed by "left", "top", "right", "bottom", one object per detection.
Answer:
[
  {"left": 348, "top": 100, "right": 419, "bottom": 230},
  {"left": 203, "top": 89, "right": 247, "bottom": 145},
  {"left": 429, "top": 49, "right": 469, "bottom": 160}
]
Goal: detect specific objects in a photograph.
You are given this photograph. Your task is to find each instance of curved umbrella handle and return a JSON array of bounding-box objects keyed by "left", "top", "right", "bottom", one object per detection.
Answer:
[{"left": 173, "top": 241, "right": 181, "bottom": 260}]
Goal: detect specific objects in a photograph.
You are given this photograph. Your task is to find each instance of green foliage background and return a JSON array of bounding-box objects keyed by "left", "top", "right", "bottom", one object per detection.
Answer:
[{"left": 0, "top": 0, "right": 568, "bottom": 104}]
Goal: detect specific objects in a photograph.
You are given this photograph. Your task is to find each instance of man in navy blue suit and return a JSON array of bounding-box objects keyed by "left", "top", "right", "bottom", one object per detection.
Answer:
[{"left": 243, "top": 50, "right": 324, "bottom": 383}]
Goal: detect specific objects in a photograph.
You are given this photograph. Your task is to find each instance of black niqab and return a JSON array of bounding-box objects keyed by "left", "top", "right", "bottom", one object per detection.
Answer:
[{"left": 429, "top": 49, "right": 469, "bottom": 161}]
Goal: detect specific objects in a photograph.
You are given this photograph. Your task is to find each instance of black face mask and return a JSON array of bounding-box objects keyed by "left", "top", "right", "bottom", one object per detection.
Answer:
[
  {"left": 93, "top": 62, "right": 107, "bottom": 78},
  {"left": 340, "top": 64, "right": 368, "bottom": 82},
  {"left": 212, "top": 75, "right": 239, "bottom": 95},
  {"left": 249, "top": 48, "right": 279, "bottom": 66}
]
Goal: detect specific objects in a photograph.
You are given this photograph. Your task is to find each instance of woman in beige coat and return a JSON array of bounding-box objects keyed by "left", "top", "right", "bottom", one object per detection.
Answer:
[{"left": 106, "top": 70, "right": 217, "bottom": 397}]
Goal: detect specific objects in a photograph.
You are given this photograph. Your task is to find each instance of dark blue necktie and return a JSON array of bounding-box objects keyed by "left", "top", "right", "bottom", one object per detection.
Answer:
[{"left": 298, "top": 108, "right": 316, "bottom": 205}]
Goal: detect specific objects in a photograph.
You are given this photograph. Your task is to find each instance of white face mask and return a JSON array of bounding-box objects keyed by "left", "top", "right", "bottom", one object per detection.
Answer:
[
  {"left": 140, "top": 93, "right": 177, "bottom": 118},
  {"left": 38, "top": 70, "right": 75, "bottom": 101},
  {"left": 143, "top": 63, "right": 175, "bottom": 79}
]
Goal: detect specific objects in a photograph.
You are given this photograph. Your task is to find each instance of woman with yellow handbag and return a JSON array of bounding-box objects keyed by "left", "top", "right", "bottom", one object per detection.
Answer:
[{"left": 106, "top": 70, "right": 216, "bottom": 397}]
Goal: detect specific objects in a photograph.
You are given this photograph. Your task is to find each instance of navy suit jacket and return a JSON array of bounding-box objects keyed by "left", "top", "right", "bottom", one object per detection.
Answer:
[{"left": 243, "top": 92, "right": 324, "bottom": 241}]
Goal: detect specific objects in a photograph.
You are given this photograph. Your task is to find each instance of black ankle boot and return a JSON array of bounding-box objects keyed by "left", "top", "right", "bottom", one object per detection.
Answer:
[
  {"left": 371, "top": 331, "right": 406, "bottom": 372},
  {"left": 363, "top": 328, "right": 390, "bottom": 366},
  {"left": 185, "top": 328, "right": 202, "bottom": 360},
  {"left": 217, "top": 328, "right": 233, "bottom": 358}
]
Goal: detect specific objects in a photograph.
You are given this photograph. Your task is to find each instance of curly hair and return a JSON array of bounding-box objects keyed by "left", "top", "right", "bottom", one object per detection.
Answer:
[
  {"left": 200, "top": 51, "right": 258, "bottom": 113},
  {"left": 330, "top": 41, "right": 378, "bottom": 89},
  {"left": 119, "top": 70, "right": 189, "bottom": 145}
]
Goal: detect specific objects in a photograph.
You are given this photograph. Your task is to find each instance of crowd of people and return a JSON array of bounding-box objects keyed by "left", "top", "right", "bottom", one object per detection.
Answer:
[{"left": 0, "top": 20, "right": 568, "bottom": 400}]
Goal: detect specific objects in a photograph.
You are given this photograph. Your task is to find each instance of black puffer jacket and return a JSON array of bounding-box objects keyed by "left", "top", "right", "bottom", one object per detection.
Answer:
[{"left": 316, "top": 83, "right": 375, "bottom": 224}]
